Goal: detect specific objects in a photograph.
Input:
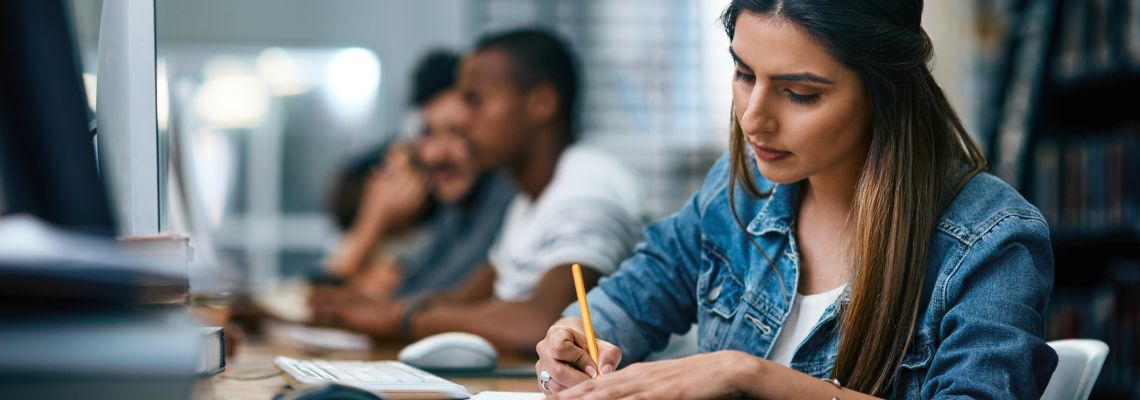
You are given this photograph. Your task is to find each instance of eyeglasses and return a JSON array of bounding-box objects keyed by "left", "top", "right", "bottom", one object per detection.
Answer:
[
  {"left": 402, "top": 110, "right": 426, "bottom": 141},
  {"left": 402, "top": 109, "right": 468, "bottom": 143}
]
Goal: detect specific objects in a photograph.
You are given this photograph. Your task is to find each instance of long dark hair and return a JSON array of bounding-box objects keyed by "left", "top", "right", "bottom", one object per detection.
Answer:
[{"left": 721, "top": 0, "right": 986, "bottom": 394}]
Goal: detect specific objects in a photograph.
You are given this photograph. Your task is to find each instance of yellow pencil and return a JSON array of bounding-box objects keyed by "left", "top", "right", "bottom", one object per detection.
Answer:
[{"left": 571, "top": 263, "right": 601, "bottom": 377}]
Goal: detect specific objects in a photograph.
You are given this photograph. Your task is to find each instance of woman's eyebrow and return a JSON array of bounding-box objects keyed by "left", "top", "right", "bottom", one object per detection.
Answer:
[
  {"left": 728, "top": 46, "right": 836, "bottom": 85},
  {"left": 728, "top": 46, "right": 750, "bottom": 69},
  {"left": 770, "top": 73, "right": 835, "bottom": 84}
]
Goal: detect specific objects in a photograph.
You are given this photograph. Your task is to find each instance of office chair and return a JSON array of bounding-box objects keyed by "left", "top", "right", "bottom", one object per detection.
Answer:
[{"left": 1041, "top": 339, "right": 1109, "bottom": 400}]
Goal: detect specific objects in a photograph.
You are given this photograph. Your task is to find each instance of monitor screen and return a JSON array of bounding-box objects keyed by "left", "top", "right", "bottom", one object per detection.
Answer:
[{"left": 0, "top": 0, "right": 114, "bottom": 235}]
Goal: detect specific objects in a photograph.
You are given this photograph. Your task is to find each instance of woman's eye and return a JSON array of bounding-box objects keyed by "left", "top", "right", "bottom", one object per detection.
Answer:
[
  {"left": 785, "top": 89, "right": 820, "bottom": 105},
  {"left": 734, "top": 70, "right": 755, "bottom": 83}
]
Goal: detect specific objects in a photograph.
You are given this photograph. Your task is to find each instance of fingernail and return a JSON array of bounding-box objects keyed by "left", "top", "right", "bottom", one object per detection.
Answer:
[
  {"left": 601, "top": 364, "right": 615, "bottom": 374},
  {"left": 585, "top": 365, "right": 598, "bottom": 378}
]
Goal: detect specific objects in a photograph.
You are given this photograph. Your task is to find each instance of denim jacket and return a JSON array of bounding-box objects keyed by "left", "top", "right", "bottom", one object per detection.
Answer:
[{"left": 564, "top": 155, "right": 1058, "bottom": 399}]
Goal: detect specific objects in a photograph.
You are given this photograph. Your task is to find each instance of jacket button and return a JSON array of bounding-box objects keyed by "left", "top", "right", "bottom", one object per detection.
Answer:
[{"left": 707, "top": 283, "right": 723, "bottom": 301}]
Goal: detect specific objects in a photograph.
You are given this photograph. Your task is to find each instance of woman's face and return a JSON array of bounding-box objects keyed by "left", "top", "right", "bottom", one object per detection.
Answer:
[{"left": 731, "top": 12, "right": 872, "bottom": 185}]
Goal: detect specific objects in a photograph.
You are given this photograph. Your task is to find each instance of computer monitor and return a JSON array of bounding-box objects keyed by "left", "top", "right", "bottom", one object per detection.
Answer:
[
  {"left": 0, "top": 0, "right": 115, "bottom": 235},
  {"left": 95, "top": 0, "right": 160, "bottom": 236}
]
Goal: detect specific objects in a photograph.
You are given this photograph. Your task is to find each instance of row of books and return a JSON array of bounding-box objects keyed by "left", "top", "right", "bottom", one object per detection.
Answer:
[
  {"left": 1053, "top": 0, "right": 1140, "bottom": 82},
  {"left": 0, "top": 217, "right": 213, "bottom": 398},
  {"left": 1047, "top": 261, "right": 1140, "bottom": 396},
  {"left": 1032, "top": 126, "right": 1140, "bottom": 235}
]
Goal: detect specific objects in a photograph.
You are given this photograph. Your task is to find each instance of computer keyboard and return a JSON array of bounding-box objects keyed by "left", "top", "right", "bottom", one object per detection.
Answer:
[{"left": 274, "top": 356, "right": 471, "bottom": 399}]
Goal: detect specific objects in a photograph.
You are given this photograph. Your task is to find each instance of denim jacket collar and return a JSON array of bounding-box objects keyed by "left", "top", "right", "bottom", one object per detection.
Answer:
[{"left": 746, "top": 180, "right": 801, "bottom": 237}]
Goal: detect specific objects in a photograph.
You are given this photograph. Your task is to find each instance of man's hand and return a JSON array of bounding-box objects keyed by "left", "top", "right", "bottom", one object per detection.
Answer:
[
  {"left": 357, "top": 144, "right": 430, "bottom": 234},
  {"left": 348, "top": 262, "right": 404, "bottom": 299},
  {"left": 308, "top": 286, "right": 405, "bottom": 338},
  {"left": 325, "top": 145, "right": 429, "bottom": 278}
]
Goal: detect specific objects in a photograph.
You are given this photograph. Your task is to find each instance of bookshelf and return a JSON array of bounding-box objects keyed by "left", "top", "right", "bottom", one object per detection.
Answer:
[{"left": 985, "top": 0, "right": 1140, "bottom": 398}]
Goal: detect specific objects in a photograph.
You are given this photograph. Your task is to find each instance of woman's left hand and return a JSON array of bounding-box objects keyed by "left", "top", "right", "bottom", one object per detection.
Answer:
[{"left": 548, "top": 350, "right": 759, "bottom": 400}]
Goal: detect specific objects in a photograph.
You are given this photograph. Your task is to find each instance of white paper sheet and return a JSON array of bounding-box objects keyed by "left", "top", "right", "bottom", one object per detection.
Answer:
[{"left": 470, "top": 391, "right": 545, "bottom": 400}]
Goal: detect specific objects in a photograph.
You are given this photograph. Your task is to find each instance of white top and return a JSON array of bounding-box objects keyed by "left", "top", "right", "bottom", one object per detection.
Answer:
[
  {"left": 489, "top": 145, "right": 646, "bottom": 301},
  {"left": 767, "top": 284, "right": 847, "bottom": 366}
]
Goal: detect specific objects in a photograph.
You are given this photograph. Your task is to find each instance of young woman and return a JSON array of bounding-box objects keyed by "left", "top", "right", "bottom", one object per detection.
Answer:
[{"left": 533, "top": 0, "right": 1057, "bottom": 398}]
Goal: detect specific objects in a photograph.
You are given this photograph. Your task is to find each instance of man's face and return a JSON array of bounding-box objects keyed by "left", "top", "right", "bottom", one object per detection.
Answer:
[
  {"left": 456, "top": 50, "right": 532, "bottom": 170},
  {"left": 415, "top": 91, "right": 479, "bottom": 203}
]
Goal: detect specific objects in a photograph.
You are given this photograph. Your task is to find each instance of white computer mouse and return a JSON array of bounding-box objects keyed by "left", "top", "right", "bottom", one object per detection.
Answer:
[{"left": 397, "top": 332, "right": 498, "bottom": 371}]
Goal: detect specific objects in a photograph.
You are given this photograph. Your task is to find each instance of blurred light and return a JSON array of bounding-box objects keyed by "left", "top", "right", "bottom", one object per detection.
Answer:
[
  {"left": 255, "top": 47, "right": 310, "bottom": 96},
  {"left": 203, "top": 56, "right": 248, "bottom": 80},
  {"left": 193, "top": 57, "right": 270, "bottom": 129},
  {"left": 156, "top": 58, "right": 170, "bottom": 131},
  {"left": 82, "top": 73, "right": 97, "bottom": 111},
  {"left": 324, "top": 47, "right": 380, "bottom": 116},
  {"left": 190, "top": 128, "right": 234, "bottom": 227}
]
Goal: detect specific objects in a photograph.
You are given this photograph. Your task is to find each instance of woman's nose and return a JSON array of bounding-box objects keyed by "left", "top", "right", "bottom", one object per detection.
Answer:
[{"left": 739, "top": 89, "right": 778, "bottom": 136}]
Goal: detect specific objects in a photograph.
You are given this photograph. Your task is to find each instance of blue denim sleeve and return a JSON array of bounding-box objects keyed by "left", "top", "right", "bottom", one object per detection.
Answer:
[
  {"left": 564, "top": 156, "right": 730, "bottom": 364},
  {"left": 923, "top": 213, "right": 1058, "bottom": 399}
]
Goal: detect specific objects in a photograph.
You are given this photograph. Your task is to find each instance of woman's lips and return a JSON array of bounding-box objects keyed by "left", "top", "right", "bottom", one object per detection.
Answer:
[{"left": 752, "top": 144, "right": 792, "bottom": 162}]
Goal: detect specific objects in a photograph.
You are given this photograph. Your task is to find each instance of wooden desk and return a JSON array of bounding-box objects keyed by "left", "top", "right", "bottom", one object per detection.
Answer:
[{"left": 203, "top": 338, "right": 540, "bottom": 399}]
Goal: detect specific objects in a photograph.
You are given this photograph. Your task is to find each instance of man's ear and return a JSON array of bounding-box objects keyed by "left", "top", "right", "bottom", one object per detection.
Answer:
[{"left": 524, "top": 83, "right": 559, "bottom": 124}]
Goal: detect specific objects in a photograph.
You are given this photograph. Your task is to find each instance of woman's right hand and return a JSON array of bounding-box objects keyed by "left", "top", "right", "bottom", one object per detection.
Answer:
[{"left": 534, "top": 317, "right": 623, "bottom": 394}]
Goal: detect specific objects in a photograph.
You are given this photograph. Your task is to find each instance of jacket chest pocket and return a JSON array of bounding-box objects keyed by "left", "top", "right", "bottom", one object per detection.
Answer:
[
  {"left": 696, "top": 241, "right": 746, "bottom": 351},
  {"left": 890, "top": 332, "right": 935, "bottom": 399}
]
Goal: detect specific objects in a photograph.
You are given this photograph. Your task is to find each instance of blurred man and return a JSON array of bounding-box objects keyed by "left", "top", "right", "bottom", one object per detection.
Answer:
[
  {"left": 312, "top": 29, "right": 647, "bottom": 354},
  {"left": 323, "top": 50, "right": 515, "bottom": 299}
]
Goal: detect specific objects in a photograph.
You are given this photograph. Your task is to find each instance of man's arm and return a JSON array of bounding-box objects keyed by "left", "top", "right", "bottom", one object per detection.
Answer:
[
  {"left": 348, "top": 260, "right": 405, "bottom": 299},
  {"left": 309, "top": 262, "right": 497, "bottom": 338},
  {"left": 325, "top": 146, "right": 429, "bottom": 277},
  {"left": 410, "top": 264, "right": 600, "bottom": 354},
  {"left": 429, "top": 262, "right": 497, "bottom": 304},
  {"left": 326, "top": 213, "right": 388, "bottom": 277}
]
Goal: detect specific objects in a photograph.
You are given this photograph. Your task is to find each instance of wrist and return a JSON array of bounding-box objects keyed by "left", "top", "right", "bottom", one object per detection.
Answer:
[
  {"left": 553, "top": 316, "right": 584, "bottom": 332},
  {"left": 330, "top": 229, "right": 385, "bottom": 277},
  {"left": 399, "top": 296, "right": 430, "bottom": 340},
  {"left": 724, "top": 350, "right": 768, "bottom": 396},
  {"left": 353, "top": 211, "right": 389, "bottom": 239}
]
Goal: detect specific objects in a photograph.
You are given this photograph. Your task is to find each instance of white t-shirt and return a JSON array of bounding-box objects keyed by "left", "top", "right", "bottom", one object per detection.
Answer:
[
  {"left": 767, "top": 284, "right": 848, "bottom": 366},
  {"left": 488, "top": 145, "right": 646, "bottom": 301}
]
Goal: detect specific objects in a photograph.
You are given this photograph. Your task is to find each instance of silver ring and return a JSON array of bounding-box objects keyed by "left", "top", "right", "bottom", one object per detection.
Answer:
[{"left": 539, "top": 369, "right": 552, "bottom": 392}]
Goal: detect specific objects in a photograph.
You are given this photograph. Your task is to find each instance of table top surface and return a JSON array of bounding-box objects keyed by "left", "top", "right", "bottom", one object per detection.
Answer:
[{"left": 203, "top": 337, "right": 540, "bottom": 400}]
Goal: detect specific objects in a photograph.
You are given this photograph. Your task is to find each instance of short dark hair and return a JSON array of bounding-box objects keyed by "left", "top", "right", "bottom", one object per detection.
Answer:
[
  {"left": 474, "top": 28, "right": 581, "bottom": 142},
  {"left": 410, "top": 49, "right": 460, "bottom": 107}
]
